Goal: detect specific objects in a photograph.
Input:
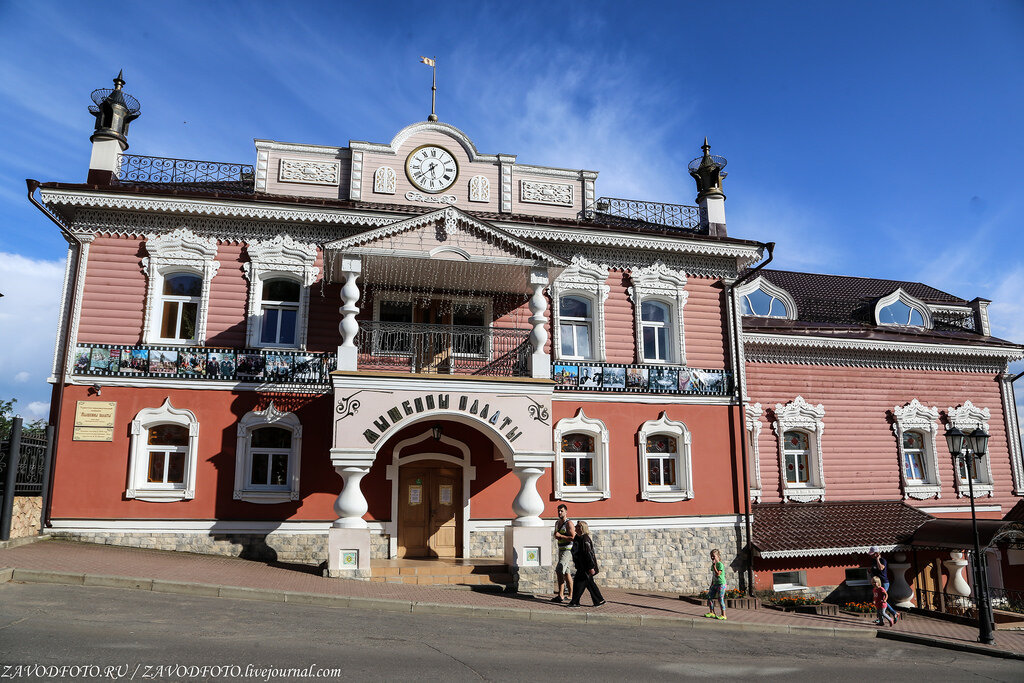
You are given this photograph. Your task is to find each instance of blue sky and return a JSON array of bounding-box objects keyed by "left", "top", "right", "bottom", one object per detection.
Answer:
[{"left": 1, "top": 1, "right": 1022, "bottom": 420}]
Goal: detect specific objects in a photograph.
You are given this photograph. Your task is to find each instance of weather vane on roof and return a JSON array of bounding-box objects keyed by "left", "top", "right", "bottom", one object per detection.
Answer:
[{"left": 420, "top": 55, "right": 438, "bottom": 122}]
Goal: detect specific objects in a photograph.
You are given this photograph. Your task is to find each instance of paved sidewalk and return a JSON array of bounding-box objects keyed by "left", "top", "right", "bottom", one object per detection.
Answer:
[{"left": 2, "top": 539, "right": 1022, "bottom": 659}]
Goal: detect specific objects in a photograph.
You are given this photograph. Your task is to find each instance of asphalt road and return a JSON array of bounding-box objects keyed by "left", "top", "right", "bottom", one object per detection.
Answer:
[{"left": 0, "top": 583, "right": 1019, "bottom": 682}]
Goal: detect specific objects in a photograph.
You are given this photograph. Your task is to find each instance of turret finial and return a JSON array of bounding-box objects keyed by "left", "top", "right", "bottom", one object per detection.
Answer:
[{"left": 114, "top": 70, "right": 125, "bottom": 89}]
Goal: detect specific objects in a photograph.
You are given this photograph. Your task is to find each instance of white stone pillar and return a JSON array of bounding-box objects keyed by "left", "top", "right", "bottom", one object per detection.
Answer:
[
  {"left": 889, "top": 553, "right": 915, "bottom": 607},
  {"left": 511, "top": 465, "right": 546, "bottom": 527},
  {"left": 327, "top": 463, "right": 372, "bottom": 575},
  {"left": 944, "top": 551, "right": 972, "bottom": 597},
  {"left": 528, "top": 268, "right": 550, "bottom": 379},
  {"left": 337, "top": 257, "right": 361, "bottom": 371},
  {"left": 332, "top": 464, "right": 370, "bottom": 529}
]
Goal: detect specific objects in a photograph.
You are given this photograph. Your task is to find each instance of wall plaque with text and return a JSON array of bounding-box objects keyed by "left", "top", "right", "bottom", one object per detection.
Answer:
[{"left": 73, "top": 401, "right": 116, "bottom": 441}]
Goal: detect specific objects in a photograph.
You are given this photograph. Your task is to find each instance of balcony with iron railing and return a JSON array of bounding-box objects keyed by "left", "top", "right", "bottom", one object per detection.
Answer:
[
  {"left": 581, "top": 197, "right": 705, "bottom": 234},
  {"left": 114, "top": 154, "right": 255, "bottom": 195}
]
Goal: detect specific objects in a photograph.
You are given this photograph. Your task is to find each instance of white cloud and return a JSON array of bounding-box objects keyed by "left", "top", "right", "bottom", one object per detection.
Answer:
[
  {"left": 0, "top": 252, "right": 64, "bottom": 413},
  {"left": 24, "top": 401, "right": 50, "bottom": 420},
  {"left": 986, "top": 266, "right": 1024, "bottom": 343}
]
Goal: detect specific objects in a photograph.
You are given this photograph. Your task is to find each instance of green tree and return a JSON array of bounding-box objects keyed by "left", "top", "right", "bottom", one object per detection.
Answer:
[{"left": 0, "top": 399, "right": 48, "bottom": 439}]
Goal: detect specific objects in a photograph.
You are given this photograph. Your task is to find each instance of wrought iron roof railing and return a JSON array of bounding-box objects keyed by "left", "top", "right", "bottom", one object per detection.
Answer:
[
  {"left": 582, "top": 197, "right": 704, "bottom": 233},
  {"left": 114, "top": 154, "right": 255, "bottom": 195}
]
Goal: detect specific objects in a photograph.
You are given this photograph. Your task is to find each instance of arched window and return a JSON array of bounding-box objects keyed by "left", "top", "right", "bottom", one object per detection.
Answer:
[
  {"left": 783, "top": 431, "right": 811, "bottom": 484},
  {"left": 641, "top": 300, "right": 671, "bottom": 362},
  {"left": 878, "top": 300, "right": 925, "bottom": 326},
  {"left": 561, "top": 433, "right": 595, "bottom": 488},
  {"left": 259, "top": 278, "right": 300, "bottom": 346},
  {"left": 772, "top": 396, "right": 826, "bottom": 502},
  {"left": 741, "top": 287, "right": 789, "bottom": 318},
  {"left": 891, "top": 399, "right": 942, "bottom": 500},
  {"left": 159, "top": 273, "right": 202, "bottom": 341},
  {"left": 126, "top": 398, "right": 199, "bottom": 502},
  {"left": 902, "top": 431, "right": 927, "bottom": 483},
  {"left": 637, "top": 413, "right": 693, "bottom": 501},
  {"left": 146, "top": 424, "right": 189, "bottom": 486},
  {"left": 559, "top": 296, "right": 593, "bottom": 359},
  {"left": 553, "top": 409, "right": 610, "bottom": 502},
  {"left": 234, "top": 403, "right": 302, "bottom": 504}
]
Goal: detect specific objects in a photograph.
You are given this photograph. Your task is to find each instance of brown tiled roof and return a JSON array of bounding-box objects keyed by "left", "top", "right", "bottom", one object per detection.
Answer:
[{"left": 751, "top": 500, "right": 932, "bottom": 559}]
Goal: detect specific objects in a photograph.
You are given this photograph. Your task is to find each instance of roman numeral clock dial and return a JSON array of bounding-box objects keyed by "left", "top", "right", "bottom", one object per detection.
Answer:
[{"left": 406, "top": 145, "right": 458, "bottom": 193}]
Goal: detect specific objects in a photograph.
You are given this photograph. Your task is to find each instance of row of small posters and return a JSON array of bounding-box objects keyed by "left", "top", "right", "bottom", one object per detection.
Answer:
[
  {"left": 73, "top": 346, "right": 328, "bottom": 382},
  {"left": 552, "top": 364, "right": 727, "bottom": 394}
]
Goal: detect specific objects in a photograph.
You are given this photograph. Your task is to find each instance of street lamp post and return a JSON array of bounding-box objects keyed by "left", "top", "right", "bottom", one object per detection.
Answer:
[{"left": 943, "top": 426, "right": 995, "bottom": 645}]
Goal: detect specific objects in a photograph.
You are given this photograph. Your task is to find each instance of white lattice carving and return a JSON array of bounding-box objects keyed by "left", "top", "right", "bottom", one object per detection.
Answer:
[
  {"left": 373, "top": 166, "right": 397, "bottom": 194},
  {"left": 1001, "top": 373, "right": 1024, "bottom": 495},
  {"left": 549, "top": 255, "right": 611, "bottom": 362},
  {"left": 520, "top": 180, "right": 573, "bottom": 206},
  {"left": 469, "top": 175, "right": 490, "bottom": 203},
  {"left": 946, "top": 400, "right": 995, "bottom": 497},
  {"left": 773, "top": 396, "right": 827, "bottom": 503},
  {"left": 746, "top": 403, "right": 763, "bottom": 502},
  {"left": 628, "top": 261, "right": 690, "bottom": 365},
  {"left": 279, "top": 158, "right": 341, "bottom": 186},
  {"left": 891, "top": 399, "right": 943, "bottom": 500},
  {"left": 140, "top": 227, "right": 220, "bottom": 345},
  {"left": 243, "top": 235, "right": 319, "bottom": 348}
]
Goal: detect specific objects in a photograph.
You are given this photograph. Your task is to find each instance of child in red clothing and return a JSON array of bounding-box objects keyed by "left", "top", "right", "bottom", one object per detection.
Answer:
[{"left": 872, "top": 576, "right": 895, "bottom": 626}]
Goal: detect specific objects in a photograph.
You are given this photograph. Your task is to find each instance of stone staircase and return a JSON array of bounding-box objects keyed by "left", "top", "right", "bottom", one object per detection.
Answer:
[{"left": 369, "top": 558, "right": 512, "bottom": 588}]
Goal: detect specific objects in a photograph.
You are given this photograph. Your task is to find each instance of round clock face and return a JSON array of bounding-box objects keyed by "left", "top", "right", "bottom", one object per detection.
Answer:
[{"left": 406, "top": 145, "right": 458, "bottom": 193}]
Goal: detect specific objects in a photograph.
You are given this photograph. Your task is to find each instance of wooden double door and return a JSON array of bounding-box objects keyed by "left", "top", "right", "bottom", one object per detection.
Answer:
[{"left": 397, "top": 461, "right": 462, "bottom": 558}]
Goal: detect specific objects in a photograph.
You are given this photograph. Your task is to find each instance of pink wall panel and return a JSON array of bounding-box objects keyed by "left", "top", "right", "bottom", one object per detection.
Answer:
[
  {"left": 78, "top": 235, "right": 147, "bottom": 344},
  {"left": 604, "top": 271, "right": 635, "bottom": 363},
  {"left": 263, "top": 149, "right": 350, "bottom": 199},
  {"left": 306, "top": 249, "right": 340, "bottom": 352},
  {"left": 746, "top": 363, "right": 1019, "bottom": 512},
  {"left": 684, "top": 277, "right": 728, "bottom": 369},
  {"left": 204, "top": 243, "right": 247, "bottom": 347}
]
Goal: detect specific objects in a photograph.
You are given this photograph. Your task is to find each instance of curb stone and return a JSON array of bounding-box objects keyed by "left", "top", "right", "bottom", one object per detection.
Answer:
[{"left": 0, "top": 568, "right": 1018, "bottom": 659}]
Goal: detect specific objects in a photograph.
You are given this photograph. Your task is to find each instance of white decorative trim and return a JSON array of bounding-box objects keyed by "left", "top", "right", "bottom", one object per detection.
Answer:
[
  {"left": 918, "top": 505, "right": 1002, "bottom": 514},
  {"left": 352, "top": 121, "right": 500, "bottom": 164},
  {"left": 758, "top": 544, "right": 900, "bottom": 560},
  {"left": 637, "top": 412, "right": 693, "bottom": 502},
  {"left": 875, "top": 288, "right": 933, "bottom": 328},
  {"left": 126, "top": 398, "right": 199, "bottom": 502},
  {"left": 63, "top": 238, "right": 93, "bottom": 381},
  {"left": 233, "top": 402, "right": 303, "bottom": 504},
  {"left": 891, "top": 399, "right": 943, "bottom": 500},
  {"left": 50, "top": 243, "right": 77, "bottom": 381},
  {"left": 255, "top": 148, "right": 269, "bottom": 193},
  {"left": 243, "top": 235, "right": 319, "bottom": 349},
  {"left": 141, "top": 228, "right": 220, "bottom": 345},
  {"left": 946, "top": 401, "right": 995, "bottom": 497},
  {"left": 499, "top": 156, "right": 514, "bottom": 213},
  {"left": 553, "top": 393, "right": 734, "bottom": 405},
  {"left": 468, "top": 175, "right": 490, "bottom": 203},
  {"left": 520, "top": 180, "right": 572, "bottom": 206},
  {"left": 1000, "top": 373, "right": 1024, "bottom": 495},
  {"left": 628, "top": 262, "right": 689, "bottom": 365},
  {"left": 553, "top": 409, "right": 610, "bottom": 502},
  {"left": 255, "top": 139, "right": 345, "bottom": 155},
  {"left": 278, "top": 158, "right": 341, "bottom": 186},
  {"left": 349, "top": 150, "right": 363, "bottom": 201},
  {"left": 735, "top": 276, "right": 798, "bottom": 319},
  {"left": 373, "top": 166, "right": 397, "bottom": 195},
  {"left": 746, "top": 403, "right": 763, "bottom": 502},
  {"left": 384, "top": 427, "right": 477, "bottom": 559},
  {"left": 773, "top": 396, "right": 827, "bottom": 503},
  {"left": 550, "top": 255, "right": 610, "bottom": 362}
]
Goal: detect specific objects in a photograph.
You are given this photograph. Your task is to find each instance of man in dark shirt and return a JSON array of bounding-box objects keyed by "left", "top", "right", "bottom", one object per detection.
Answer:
[{"left": 868, "top": 546, "right": 899, "bottom": 623}]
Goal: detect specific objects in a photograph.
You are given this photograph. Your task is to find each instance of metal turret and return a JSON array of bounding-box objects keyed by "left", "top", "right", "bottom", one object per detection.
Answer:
[
  {"left": 87, "top": 71, "right": 141, "bottom": 184},
  {"left": 687, "top": 138, "right": 729, "bottom": 236}
]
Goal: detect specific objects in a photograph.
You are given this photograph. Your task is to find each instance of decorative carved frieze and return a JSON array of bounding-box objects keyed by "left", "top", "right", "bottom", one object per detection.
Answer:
[
  {"left": 469, "top": 175, "right": 490, "bottom": 203},
  {"left": 373, "top": 166, "right": 396, "bottom": 194},
  {"left": 405, "top": 191, "right": 457, "bottom": 205},
  {"left": 278, "top": 158, "right": 341, "bottom": 186},
  {"left": 520, "top": 180, "right": 573, "bottom": 206}
]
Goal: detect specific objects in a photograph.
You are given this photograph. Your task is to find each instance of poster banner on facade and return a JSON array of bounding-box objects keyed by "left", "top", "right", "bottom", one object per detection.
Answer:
[{"left": 550, "top": 362, "right": 730, "bottom": 396}]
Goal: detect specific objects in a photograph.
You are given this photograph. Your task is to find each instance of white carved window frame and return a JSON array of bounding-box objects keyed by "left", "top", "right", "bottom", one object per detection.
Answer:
[
  {"left": 126, "top": 398, "right": 199, "bottom": 502},
  {"left": 233, "top": 402, "right": 302, "bottom": 504},
  {"left": 550, "top": 256, "right": 609, "bottom": 362},
  {"left": 892, "top": 399, "right": 943, "bottom": 500},
  {"left": 735, "top": 276, "right": 798, "bottom": 320},
  {"left": 746, "top": 402, "right": 763, "bottom": 502},
  {"left": 773, "top": 396, "right": 826, "bottom": 502},
  {"left": 638, "top": 412, "right": 693, "bottom": 502},
  {"left": 628, "top": 262, "right": 689, "bottom": 365},
  {"left": 874, "top": 288, "right": 934, "bottom": 329},
  {"left": 373, "top": 166, "right": 397, "bottom": 195},
  {"left": 243, "top": 236, "right": 319, "bottom": 349},
  {"left": 554, "top": 409, "right": 610, "bottom": 502},
  {"left": 946, "top": 400, "right": 995, "bottom": 497},
  {"left": 141, "top": 228, "right": 219, "bottom": 345}
]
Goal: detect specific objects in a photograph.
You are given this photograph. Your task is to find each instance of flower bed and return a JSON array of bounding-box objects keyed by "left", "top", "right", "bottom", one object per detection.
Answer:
[{"left": 841, "top": 602, "right": 877, "bottom": 617}]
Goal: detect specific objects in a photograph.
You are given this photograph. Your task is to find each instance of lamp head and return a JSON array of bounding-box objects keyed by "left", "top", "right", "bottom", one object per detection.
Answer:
[
  {"left": 432, "top": 423, "right": 442, "bottom": 441},
  {"left": 967, "top": 428, "right": 989, "bottom": 457},
  {"left": 944, "top": 426, "right": 966, "bottom": 456}
]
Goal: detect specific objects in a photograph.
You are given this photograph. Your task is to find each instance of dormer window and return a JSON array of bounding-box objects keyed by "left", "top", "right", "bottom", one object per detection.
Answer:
[
  {"left": 735, "top": 276, "right": 797, "bottom": 320},
  {"left": 874, "top": 289, "right": 932, "bottom": 328}
]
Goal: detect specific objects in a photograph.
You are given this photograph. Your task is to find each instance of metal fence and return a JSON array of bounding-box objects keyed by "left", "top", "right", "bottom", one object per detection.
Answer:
[
  {"left": 990, "top": 587, "right": 1024, "bottom": 614},
  {"left": 356, "top": 321, "right": 532, "bottom": 376},
  {"left": 583, "top": 197, "right": 704, "bottom": 233},
  {"left": 917, "top": 588, "right": 977, "bottom": 617},
  {"left": 115, "top": 154, "right": 255, "bottom": 195},
  {"left": 0, "top": 432, "right": 49, "bottom": 496}
]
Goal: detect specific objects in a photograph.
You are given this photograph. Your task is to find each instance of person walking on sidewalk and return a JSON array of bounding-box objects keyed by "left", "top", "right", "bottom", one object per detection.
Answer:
[
  {"left": 872, "top": 576, "right": 895, "bottom": 626},
  {"left": 551, "top": 504, "right": 575, "bottom": 602},
  {"left": 868, "top": 546, "right": 899, "bottom": 623},
  {"left": 704, "top": 548, "right": 727, "bottom": 620},
  {"left": 566, "top": 521, "right": 605, "bottom": 608}
]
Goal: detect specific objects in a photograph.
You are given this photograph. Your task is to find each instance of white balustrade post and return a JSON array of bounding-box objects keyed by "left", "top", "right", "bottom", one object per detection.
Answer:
[
  {"left": 944, "top": 551, "right": 972, "bottom": 597},
  {"left": 511, "top": 465, "right": 546, "bottom": 527},
  {"left": 332, "top": 465, "right": 370, "bottom": 529},
  {"left": 528, "top": 268, "right": 550, "bottom": 379},
  {"left": 337, "top": 257, "right": 361, "bottom": 371},
  {"left": 889, "top": 552, "right": 915, "bottom": 607}
]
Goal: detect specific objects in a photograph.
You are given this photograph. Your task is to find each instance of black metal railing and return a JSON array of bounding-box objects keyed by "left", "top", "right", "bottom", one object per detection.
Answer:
[
  {"left": 932, "top": 309, "right": 977, "bottom": 333},
  {"left": 72, "top": 344, "right": 335, "bottom": 389},
  {"left": 115, "top": 154, "right": 255, "bottom": 194},
  {"left": 990, "top": 587, "right": 1024, "bottom": 614},
  {"left": 356, "top": 322, "right": 532, "bottom": 377},
  {"left": 0, "top": 433, "right": 49, "bottom": 496},
  {"left": 552, "top": 361, "right": 732, "bottom": 396},
  {"left": 917, "top": 588, "right": 977, "bottom": 617},
  {"left": 582, "top": 197, "right": 704, "bottom": 233}
]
